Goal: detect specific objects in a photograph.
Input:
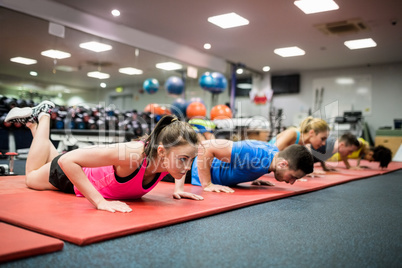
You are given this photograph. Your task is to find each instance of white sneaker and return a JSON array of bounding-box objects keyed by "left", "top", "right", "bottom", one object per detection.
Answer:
[{"left": 5, "top": 100, "right": 55, "bottom": 124}]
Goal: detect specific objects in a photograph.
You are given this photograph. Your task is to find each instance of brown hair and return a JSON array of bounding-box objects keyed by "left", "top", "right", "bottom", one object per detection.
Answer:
[
  {"left": 142, "top": 115, "right": 199, "bottom": 159},
  {"left": 278, "top": 144, "right": 314, "bottom": 175},
  {"left": 339, "top": 132, "right": 360, "bottom": 147},
  {"left": 299, "top": 116, "right": 328, "bottom": 134}
]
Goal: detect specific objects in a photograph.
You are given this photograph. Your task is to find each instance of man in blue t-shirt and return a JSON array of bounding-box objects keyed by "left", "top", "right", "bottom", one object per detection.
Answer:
[{"left": 172, "top": 139, "right": 314, "bottom": 196}]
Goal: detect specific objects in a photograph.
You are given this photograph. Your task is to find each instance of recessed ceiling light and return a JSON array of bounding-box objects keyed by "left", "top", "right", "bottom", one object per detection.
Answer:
[
  {"left": 274, "top": 46, "right": 306, "bottom": 57},
  {"left": 79, "top": 41, "right": 112, "bottom": 52},
  {"left": 294, "top": 0, "right": 339, "bottom": 14},
  {"left": 87, "top": 71, "right": 110, "bottom": 79},
  {"left": 204, "top": 43, "right": 212, "bottom": 49},
  {"left": 29, "top": 71, "right": 38, "bottom": 76},
  {"left": 236, "top": 68, "right": 244, "bottom": 74},
  {"left": 119, "top": 67, "right": 143, "bottom": 75},
  {"left": 262, "top": 66, "right": 271, "bottom": 72},
  {"left": 156, "top": 62, "right": 183, "bottom": 71},
  {"left": 41, "top": 49, "right": 71, "bottom": 59},
  {"left": 344, "top": 38, "right": 377, "bottom": 50},
  {"left": 55, "top": 65, "right": 78, "bottom": 72},
  {"left": 100, "top": 83, "right": 107, "bottom": 88},
  {"left": 111, "top": 9, "right": 120, "bottom": 17},
  {"left": 10, "top": 57, "right": 37, "bottom": 65},
  {"left": 208, "top": 12, "right": 249, "bottom": 29}
]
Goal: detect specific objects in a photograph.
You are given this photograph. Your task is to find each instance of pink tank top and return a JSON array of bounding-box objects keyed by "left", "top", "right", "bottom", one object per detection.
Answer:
[{"left": 74, "top": 158, "right": 168, "bottom": 199}]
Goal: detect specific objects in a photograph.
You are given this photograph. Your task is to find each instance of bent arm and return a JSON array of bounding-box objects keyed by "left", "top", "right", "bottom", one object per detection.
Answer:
[
  {"left": 197, "top": 139, "right": 234, "bottom": 192},
  {"left": 58, "top": 142, "right": 143, "bottom": 212},
  {"left": 274, "top": 129, "right": 297, "bottom": 151}
]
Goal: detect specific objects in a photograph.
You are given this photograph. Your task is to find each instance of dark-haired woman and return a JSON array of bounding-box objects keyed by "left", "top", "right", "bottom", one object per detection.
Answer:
[{"left": 5, "top": 101, "right": 202, "bottom": 213}]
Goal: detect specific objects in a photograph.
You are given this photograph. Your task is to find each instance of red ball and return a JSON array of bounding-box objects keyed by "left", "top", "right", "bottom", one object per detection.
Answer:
[
  {"left": 210, "top": 104, "right": 232, "bottom": 120},
  {"left": 186, "top": 101, "right": 206, "bottom": 119}
]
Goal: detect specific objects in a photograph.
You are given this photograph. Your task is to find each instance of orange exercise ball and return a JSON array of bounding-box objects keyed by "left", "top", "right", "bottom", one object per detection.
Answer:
[
  {"left": 186, "top": 101, "right": 207, "bottom": 119},
  {"left": 210, "top": 104, "right": 232, "bottom": 120},
  {"left": 144, "top": 103, "right": 171, "bottom": 115}
]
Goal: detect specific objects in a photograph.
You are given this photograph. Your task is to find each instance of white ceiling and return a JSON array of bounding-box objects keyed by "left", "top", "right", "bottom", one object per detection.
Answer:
[{"left": 1, "top": 0, "right": 401, "bottom": 94}]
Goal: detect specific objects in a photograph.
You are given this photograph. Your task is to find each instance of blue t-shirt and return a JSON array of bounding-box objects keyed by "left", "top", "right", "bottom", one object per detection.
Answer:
[{"left": 191, "top": 140, "right": 279, "bottom": 186}]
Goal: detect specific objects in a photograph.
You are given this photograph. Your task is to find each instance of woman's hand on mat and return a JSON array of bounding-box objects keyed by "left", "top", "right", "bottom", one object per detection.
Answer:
[
  {"left": 251, "top": 179, "right": 275, "bottom": 186},
  {"left": 97, "top": 200, "right": 132, "bottom": 213},
  {"left": 203, "top": 183, "right": 234, "bottom": 193},
  {"left": 173, "top": 191, "right": 204, "bottom": 201}
]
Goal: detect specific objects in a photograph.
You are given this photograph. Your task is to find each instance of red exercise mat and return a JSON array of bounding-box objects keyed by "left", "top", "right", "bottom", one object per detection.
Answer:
[
  {"left": 0, "top": 161, "right": 400, "bottom": 246},
  {"left": 0, "top": 222, "right": 64, "bottom": 263}
]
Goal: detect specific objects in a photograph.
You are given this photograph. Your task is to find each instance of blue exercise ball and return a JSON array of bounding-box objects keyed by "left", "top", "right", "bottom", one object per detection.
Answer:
[
  {"left": 171, "top": 98, "right": 188, "bottom": 118},
  {"left": 199, "top": 72, "right": 227, "bottom": 94},
  {"left": 165, "top": 76, "right": 184, "bottom": 95},
  {"left": 143, "top": 78, "right": 159, "bottom": 94}
]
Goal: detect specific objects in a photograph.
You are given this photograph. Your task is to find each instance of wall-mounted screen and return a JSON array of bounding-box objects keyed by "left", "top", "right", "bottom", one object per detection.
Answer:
[{"left": 271, "top": 74, "right": 300, "bottom": 95}]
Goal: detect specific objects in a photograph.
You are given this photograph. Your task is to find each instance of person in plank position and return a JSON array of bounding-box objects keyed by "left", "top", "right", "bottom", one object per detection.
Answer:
[
  {"left": 5, "top": 101, "right": 201, "bottom": 213},
  {"left": 170, "top": 139, "right": 314, "bottom": 196}
]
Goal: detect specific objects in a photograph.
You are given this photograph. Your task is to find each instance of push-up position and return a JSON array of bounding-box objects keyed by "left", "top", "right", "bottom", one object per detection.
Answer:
[
  {"left": 5, "top": 101, "right": 200, "bottom": 213},
  {"left": 171, "top": 139, "right": 314, "bottom": 195}
]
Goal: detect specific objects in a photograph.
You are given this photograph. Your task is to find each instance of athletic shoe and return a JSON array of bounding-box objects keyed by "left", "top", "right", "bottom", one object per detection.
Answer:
[
  {"left": 31, "top": 100, "right": 55, "bottom": 119},
  {"left": 5, "top": 100, "right": 55, "bottom": 124}
]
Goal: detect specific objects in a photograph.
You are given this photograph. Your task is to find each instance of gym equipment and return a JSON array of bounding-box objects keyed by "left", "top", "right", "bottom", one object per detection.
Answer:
[
  {"left": 199, "top": 72, "right": 227, "bottom": 94},
  {"left": 210, "top": 104, "right": 232, "bottom": 120},
  {"left": 170, "top": 98, "right": 188, "bottom": 118},
  {"left": 186, "top": 101, "right": 206, "bottom": 119},
  {"left": 165, "top": 76, "right": 184, "bottom": 95},
  {"left": 143, "top": 78, "right": 159, "bottom": 94}
]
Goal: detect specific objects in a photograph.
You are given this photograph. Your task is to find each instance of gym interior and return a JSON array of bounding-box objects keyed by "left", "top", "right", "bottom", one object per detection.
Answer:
[{"left": 1, "top": 1, "right": 401, "bottom": 267}]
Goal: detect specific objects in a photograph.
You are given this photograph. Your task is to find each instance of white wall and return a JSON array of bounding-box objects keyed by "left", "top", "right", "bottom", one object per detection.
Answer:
[{"left": 269, "top": 62, "right": 402, "bottom": 138}]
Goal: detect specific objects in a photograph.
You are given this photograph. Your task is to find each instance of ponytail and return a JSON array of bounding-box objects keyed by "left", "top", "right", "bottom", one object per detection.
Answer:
[
  {"left": 142, "top": 115, "right": 198, "bottom": 159},
  {"left": 299, "top": 116, "right": 328, "bottom": 134}
]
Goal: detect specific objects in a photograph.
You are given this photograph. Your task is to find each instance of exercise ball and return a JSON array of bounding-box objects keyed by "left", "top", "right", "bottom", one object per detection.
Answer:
[
  {"left": 186, "top": 101, "right": 207, "bottom": 119},
  {"left": 165, "top": 76, "right": 184, "bottom": 95},
  {"left": 171, "top": 98, "right": 188, "bottom": 118},
  {"left": 144, "top": 103, "right": 159, "bottom": 114},
  {"left": 199, "top": 72, "right": 227, "bottom": 94},
  {"left": 210, "top": 104, "right": 232, "bottom": 120},
  {"left": 143, "top": 78, "right": 159, "bottom": 94}
]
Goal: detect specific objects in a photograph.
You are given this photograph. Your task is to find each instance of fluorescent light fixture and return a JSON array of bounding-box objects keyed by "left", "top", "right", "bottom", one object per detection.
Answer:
[
  {"left": 204, "top": 43, "right": 211, "bottom": 49},
  {"left": 111, "top": 9, "right": 120, "bottom": 17},
  {"left": 335, "top": 77, "right": 355, "bottom": 85},
  {"left": 79, "top": 41, "right": 112, "bottom": 52},
  {"left": 41, "top": 49, "right": 71, "bottom": 59},
  {"left": 29, "top": 71, "right": 38, "bottom": 76},
  {"left": 344, "top": 38, "right": 377, "bottom": 50},
  {"left": 274, "top": 46, "right": 306, "bottom": 57},
  {"left": 87, "top": 71, "right": 110, "bottom": 79},
  {"left": 208, "top": 12, "right": 249, "bottom": 29},
  {"left": 294, "top": 0, "right": 339, "bottom": 14},
  {"left": 156, "top": 62, "right": 183, "bottom": 71},
  {"left": 55, "top": 65, "right": 78, "bottom": 72},
  {"left": 237, "top": 83, "right": 252, "bottom": 89},
  {"left": 10, "top": 57, "right": 37, "bottom": 65},
  {"left": 119, "top": 67, "right": 143, "bottom": 75},
  {"left": 262, "top": 66, "right": 271, "bottom": 72}
]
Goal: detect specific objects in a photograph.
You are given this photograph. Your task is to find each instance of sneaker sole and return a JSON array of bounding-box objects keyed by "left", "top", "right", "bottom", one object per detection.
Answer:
[{"left": 5, "top": 107, "right": 33, "bottom": 122}]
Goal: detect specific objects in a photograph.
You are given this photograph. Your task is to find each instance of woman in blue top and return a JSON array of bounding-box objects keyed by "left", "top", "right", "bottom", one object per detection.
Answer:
[{"left": 268, "top": 116, "right": 329, "bottom": 151}]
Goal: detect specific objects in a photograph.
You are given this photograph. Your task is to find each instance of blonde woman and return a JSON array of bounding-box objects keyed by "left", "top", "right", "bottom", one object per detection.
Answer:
[{"left": 268, "top": 116, "right": 329, "bottom": 151}]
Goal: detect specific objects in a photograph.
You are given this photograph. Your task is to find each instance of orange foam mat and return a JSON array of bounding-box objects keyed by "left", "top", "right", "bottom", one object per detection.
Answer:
[
  {"left": 0, "top": 222, "right": 64, "bottom": 263},
  {"left": 0, "top": 160, "right": 401, "bottom": 246}
]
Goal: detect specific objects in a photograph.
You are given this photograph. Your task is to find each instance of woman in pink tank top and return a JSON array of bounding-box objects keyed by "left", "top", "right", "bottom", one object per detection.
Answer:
[{"left": 5, "top": 101, "right": 201, "bottom": 213}]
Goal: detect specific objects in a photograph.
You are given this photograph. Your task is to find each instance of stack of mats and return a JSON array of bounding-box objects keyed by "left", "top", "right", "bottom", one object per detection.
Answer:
[{"left": 1, "top": 159, "right": 401, "bottom": 262}]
